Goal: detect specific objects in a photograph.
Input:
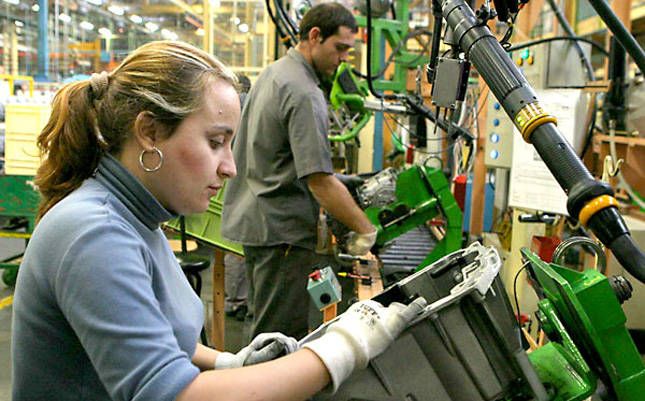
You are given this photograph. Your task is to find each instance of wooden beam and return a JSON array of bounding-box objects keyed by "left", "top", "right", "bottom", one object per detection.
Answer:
[{"left": 612, "top": 0, "right": 632, "bottom": 32}]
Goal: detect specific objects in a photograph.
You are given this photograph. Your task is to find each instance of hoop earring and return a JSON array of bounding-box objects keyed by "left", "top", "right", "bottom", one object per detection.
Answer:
[{"left": 139, "top": 147, "right": 164, "bottom": 172}]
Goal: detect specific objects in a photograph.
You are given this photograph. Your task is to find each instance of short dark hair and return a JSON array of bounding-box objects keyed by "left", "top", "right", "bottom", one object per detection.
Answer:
[{"left": 299, "top": 3, "right": 358, "bottom": 42}]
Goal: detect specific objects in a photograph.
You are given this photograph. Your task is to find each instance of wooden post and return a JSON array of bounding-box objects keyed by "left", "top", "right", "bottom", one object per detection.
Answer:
[
  {"left": 322, "top": 303, "right": 338, "bottom": 322},
  {"left": 612, "top": 0, "right": 632, "bottom": 32},
  {"left": 211, "top": 248, "right": 226, "bottom": 349}
]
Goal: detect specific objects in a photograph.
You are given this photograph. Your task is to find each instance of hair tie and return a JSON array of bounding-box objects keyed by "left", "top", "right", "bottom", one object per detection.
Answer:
[{"left": 89, "top": 71, "right": 109, "bottom": 100}]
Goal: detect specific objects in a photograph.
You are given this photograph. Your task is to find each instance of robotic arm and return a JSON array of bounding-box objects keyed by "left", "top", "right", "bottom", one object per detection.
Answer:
[{"left": 435, "top": 0, "right": 645, "bottom": 283}]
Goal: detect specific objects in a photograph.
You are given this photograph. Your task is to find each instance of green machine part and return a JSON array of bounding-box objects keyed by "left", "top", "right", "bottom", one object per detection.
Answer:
[
  {"left": 0, "top": 175, "right": 40, "bottom": 286},
  {"left": 521, "top": 248, "right": 645, "bottom": 401},
  {"left": 364, "top": 165, "right": 462, "bottom": 269},
  {"left": 355, "top": 1, "right": 428, "bottom": 93},
  {"left": 328, "top": 63, "right": 373, "bottom": 142},
  {"left": 165, "top": 182, "right": 243, "bottom": 256}
]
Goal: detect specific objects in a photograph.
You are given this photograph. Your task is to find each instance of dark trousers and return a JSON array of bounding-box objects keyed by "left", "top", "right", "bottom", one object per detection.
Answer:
[{"left": 243, "top": 244, "right": 337, "bottom": 341}]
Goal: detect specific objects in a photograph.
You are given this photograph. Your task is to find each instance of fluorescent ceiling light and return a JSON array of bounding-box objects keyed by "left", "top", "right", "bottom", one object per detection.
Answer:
[
  {"left": 58, "top": 13, "right": 72, "bottom": 23},
  {"left": 145, "top": 22, "right": 158, "bottom": 32},
  {"left": 86, "top": 0, "right": 102, "bottom": 5},
  {"left": 3, "top": 0, "right": 19, "bottom": 5},
  {"left": 98, "top": 27, "right": 112, "bottom": 37},
  {"left": 80, "top": 21, "right": 95, "bottom": 30},
  {"left": 129, "top": 14, "right": 143, "bottom": 24},
  {"left": 161, "top": 29, "right": 178, "bottom": 41},
  {"left": 108, "top": 5, "right": 124, "bottom": 16}
]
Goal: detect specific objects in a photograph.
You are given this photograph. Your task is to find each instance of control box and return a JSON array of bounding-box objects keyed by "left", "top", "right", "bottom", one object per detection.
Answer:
[
  {"left": 484, "top": 40, "right": 591, "bottom": 169},
  {"left": 307, "top": 266, "right": 342, "bottom": 310},
  {"left": 484, "top": 93, "right": 515, "bottom": 169},
  {"left": 515, "top": 41, "right": 591, "bottom": 89}
]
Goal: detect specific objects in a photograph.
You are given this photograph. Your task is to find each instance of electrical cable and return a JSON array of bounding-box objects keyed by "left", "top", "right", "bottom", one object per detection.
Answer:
[
  {"left": 513, "top": 261, "right": 529, "bottom": 324},
  {"left": 387, "top": 118, "right": 456, "bottom": 156},
  {"left": 274, "top": 0, "right": 299, "bottom": 41},
  {"left": 587, "top": 0, "right": 645, "bottom": 75},
  {"left": 507, "top": 36, "right": 609, "bottom": 57},
  {"left": 389, "top": 114, "right": 448, "bottom": 141},
  {"left": 546, "top": 0, "right": 599, "bottom": 160},
  {"left": 546, "top": 0, "right": 594, "bottom": 81},
  {"left": 499, "top": 13, "right": 518, "bottom": 50},
  {"left": 265, "top": 0, "right": 295, "bottom": 48},
  {"left": 273, "top": 0, "right": 298, "bottom": 46},
  {"left": 351, "top": 29, "right": 433, "bottom": 81}
]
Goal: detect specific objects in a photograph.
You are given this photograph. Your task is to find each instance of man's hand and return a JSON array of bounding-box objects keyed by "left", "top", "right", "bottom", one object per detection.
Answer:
[
  {"left": 215, "top": 332, "right": 299, "bottom": 369},
  {"left": 346, "top": 229, "right": 377, "bottom": 256}
]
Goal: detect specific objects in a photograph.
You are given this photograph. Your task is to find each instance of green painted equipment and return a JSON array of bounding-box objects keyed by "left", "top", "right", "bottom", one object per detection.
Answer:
[
  {"left": 522, "top": 248, "right": 645, "bottom": 401},
  {"left": 363, "top": 165, "right": 463, "bottom": 268},
  {"left": 355, "top": 1, "right": 428, "bottom": 93},
  {"left": 328, "top": 63, "right": 373, "bottom": 142},
  {"left": 0, "top": 175, "right": 39, "bottom": 286},
  {"left": 165, "top": 182, "right": 243, "bottom": 256}
]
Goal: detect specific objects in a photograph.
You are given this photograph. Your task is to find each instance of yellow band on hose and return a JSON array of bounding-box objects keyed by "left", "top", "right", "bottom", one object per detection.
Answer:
[
  {"left": 579, "top": 195, "right": 619, "bottom": 226},
  {"left": 514, "top": 103, "right": 557, "bottom": 143},
  {"left": 522, "top": 115, "right": 558, "bottom": 142}
]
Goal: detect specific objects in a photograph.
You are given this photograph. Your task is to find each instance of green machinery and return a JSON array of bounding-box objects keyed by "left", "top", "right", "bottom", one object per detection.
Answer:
[
  {"left": 332, "top": 164, "right": 462, "bottom": 270},
  {"left": 365, "top": 165, "right": 462, "bottom": 268},
  {"left": 328, "top": 63, "right": 373, "bottom": 142},
  {"left": 0, "top": 175, "right": 39, "bottom": 286},
  {"left": 523, "top": 249, "right": 645, "bottom": 401},
  {"left": 313, "top": 242, "right": 644, "bottom": 401},
  {"left": 354, "top": 0, "right": 428, "bottom": 94},
  {"left": 165, "top": 184, "right": 243, "bottom": 256}
]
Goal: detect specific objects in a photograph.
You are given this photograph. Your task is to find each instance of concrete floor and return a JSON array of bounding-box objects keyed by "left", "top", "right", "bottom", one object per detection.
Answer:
[
  {"left": 0, "top": 236, "right": 23, "bottom": 401},
  {"left": 0, "top": 235, "right": 247, "bottom": 401}
]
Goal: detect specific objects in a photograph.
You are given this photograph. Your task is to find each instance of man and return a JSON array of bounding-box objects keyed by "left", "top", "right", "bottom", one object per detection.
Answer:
[{"left": 222, "top": 3, "right": 376, "bottom": 340}]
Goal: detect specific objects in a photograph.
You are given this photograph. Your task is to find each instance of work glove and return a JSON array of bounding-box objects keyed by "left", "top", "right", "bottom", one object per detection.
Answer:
[
  {"left": 346, "top": 229, "right": 378, "bottom": 256},
  {"left": 215, "top": 332, "right": 298, "bottom": 369},
  {"left": 303, "top": 297, "right": 427, "bottom": 392}
]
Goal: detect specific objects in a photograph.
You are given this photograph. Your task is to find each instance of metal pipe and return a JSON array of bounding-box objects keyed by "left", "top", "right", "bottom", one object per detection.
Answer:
[
  {"left": 587, "top": 0, "right": 645, "bottom": 75},
  {"left": 36, "top": 0, "right": 48, "bottom": 81},
  {"left": 545, "top": 0, "right": 594, "bottom": 81},
  {"left": 438, "top": 0, "right": 645, "bottom": 283}
]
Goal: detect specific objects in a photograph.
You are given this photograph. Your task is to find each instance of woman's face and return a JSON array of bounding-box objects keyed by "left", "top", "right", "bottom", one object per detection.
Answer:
[{"left": 150, "top": 79, "right": 240, "bottom": 215}]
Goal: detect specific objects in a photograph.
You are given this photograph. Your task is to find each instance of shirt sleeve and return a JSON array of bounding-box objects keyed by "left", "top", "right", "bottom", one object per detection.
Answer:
[
  {"left": 53, "top": 221, "right": 199, "bottom": 401},
  {"left": 283, "top": 87, "right": 334, "bottom": 179}
]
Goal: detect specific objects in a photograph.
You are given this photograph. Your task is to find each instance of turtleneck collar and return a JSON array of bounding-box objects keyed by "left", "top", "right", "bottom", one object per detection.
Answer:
[{"left": 95, "top": 153, "right": 174, "bottom": 230}]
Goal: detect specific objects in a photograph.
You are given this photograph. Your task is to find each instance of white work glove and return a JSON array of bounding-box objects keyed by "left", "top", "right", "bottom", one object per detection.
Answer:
[
  {"left": 215, "top": 332, "right": 298, "bottom": 369},
  {"left": 303, "top": 297, "right": 427, "bottom": 392},
  {"left": 346, "top": 228, "right": 377, "bottom": 256}
]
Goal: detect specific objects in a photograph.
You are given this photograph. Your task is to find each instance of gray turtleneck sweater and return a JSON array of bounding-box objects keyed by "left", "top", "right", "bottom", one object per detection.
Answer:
[{"left": 12, "top": 154, "right": 202, "bottom": 401}]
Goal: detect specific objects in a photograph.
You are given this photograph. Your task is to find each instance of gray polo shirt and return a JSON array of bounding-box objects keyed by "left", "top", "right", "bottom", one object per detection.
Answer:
[{"left": 222, "top": 48, "right": 333, "bottom": 250}]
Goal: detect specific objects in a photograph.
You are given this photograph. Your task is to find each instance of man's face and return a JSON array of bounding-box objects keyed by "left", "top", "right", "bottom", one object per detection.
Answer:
[{"left": 310, "top": 26, "right": 355, "bottom": 78}]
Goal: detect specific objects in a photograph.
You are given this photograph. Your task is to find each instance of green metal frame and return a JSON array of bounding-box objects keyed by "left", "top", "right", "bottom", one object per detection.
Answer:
[
  {"left": 355, "top": 1, "right": 429, "bottom": 93},
  {"left": 522, "top": 248, "right": 645, "bottom": 401},
  {"left": 364, "top": 165, "right": 463, "bottom": 269},
  {"left": 165, "top": 182, "right": 243, "bottom": 256},
  {"left": 329, "top": 63, "right": 373, "bottom": 142},
  {"left": 0, "top": 175, "right": 40, "bottom": 286}
]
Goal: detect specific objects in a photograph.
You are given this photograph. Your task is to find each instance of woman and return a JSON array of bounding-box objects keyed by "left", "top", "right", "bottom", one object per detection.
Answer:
[{"left": 11, "top": 40, "right": 425, "bottom": 401}]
